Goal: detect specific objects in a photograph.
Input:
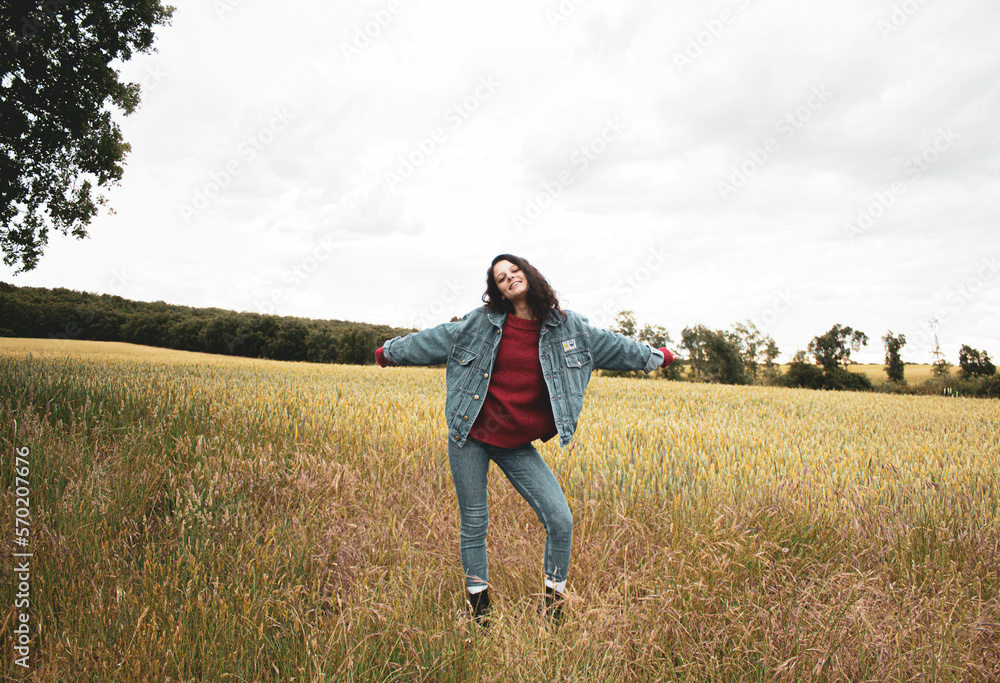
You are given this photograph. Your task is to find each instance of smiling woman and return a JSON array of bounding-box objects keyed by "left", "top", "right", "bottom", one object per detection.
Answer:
[{"left": 374, "top": 253, "right": 678, "bottom": 627}]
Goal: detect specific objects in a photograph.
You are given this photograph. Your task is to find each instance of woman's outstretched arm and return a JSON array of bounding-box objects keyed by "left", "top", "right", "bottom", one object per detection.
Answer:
[
  {"left": 578, "top": 313, "right": 678, "bottom": 373},
  {"left": 375, "top": 315, "right": 465, "bottom": 367}
]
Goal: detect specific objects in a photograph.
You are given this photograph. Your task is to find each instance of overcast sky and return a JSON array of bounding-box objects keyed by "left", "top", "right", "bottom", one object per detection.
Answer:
[{"left": 4, "top": 0, "right": 999, "bottom": 363}]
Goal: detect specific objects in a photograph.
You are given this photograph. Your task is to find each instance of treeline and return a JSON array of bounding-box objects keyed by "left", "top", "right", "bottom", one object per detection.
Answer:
[
  {"left": 0, "top": 282, "right": 414, "bottom": 364},
  {"left": 1, "top": 284, "right": 996, "bottom": 397},
  {"left": 606, "top": 311, "right": 1000, "bottom": 399}
]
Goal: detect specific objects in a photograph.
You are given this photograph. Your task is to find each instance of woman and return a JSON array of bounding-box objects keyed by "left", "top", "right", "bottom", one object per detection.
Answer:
[{"left": 374, "top": 254, "right": 676, "bottom": 626}]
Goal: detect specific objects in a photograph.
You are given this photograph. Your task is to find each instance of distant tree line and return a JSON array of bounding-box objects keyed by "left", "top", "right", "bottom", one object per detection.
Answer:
[
  {"left": 1, "top": 284, "right": 996, "bottom": 397},
  {"left": 604, "top": 311, "right": 998, "bottom": 399},
  {"left": 0, "top": 282, "right": 413, "bottom": 365}
]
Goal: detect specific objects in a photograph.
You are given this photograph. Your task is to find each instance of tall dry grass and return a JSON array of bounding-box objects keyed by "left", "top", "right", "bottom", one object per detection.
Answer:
[{"left": 1, "top": 339, "right": 998, "bottom": 681}]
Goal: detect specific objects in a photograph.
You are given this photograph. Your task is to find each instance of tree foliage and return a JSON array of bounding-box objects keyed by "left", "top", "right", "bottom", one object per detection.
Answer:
[
  {"left": 882, "top": 330, "right": 907, "bottom": 383},
  {"left": 807, "top": 324, "right": 868, "bottom": 372},
  {"left": 958, "top": 344, "right": 996, "bottom": 379},
  {"left": 611, "top": 309, "right": 637, "bottom": 339},
  {"left": 1, "top": 0, "right": 175, "bottom": 273},
  {"left": 731, "top": 319, "right": 778, "bottom": 384},
  {"left": 780, "top": 355, "right": 825, "bottom": 390},
  {"left": 608, "top": 310, "right": 680, "bottom": 379},
  {"left": 681, "top": 324, "right": 747, "bottom": 385},
  {"left": 0, "top": 281, "right": 409, "bottom": 365}
]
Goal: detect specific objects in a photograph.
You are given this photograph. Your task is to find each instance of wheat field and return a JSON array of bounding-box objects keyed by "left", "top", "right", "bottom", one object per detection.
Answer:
[
  {"left": 1, "top": 338, "right": 998, "bottom": 681},
  {"left": 848, "top": 364, "right": 937, "bottom": 384}
]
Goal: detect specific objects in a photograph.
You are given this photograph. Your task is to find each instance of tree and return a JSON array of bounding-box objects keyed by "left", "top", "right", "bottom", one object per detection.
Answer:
[
  {"left": 731, "top": 319, "right": 777, "bottom": 383},
  {"left": 882, "top": 331, "right": 907, "bottom": 383},
  {"left": 611, "top": 310, "right": 637, "bottom": 339},
  {"left": 637, "top": 321, "right": 681, "bottom": 379},
  {"left": 606, "top": 311, "right": 680, "bottom": 380},
  {"left": 681, "top": 325, "right": 746, "bottom": 385},
  {"left": 807, "top": 324, "right": 868, "bottom": 372},
  {"left": 760, "top": 337, "right": 781, "bottom": 383},
  {"left": 338, "top": 325, "right": 378, "bottom": 365},
  {"left": 779, "top": 353, "right": 825, "bottom": 390},
  {"left": 267, "top": 319, "right": 309, "bottom": 361},
  {"left": 958, "top": 344, "right": 996, "bottom": 379},
  {"left": 779, "top": 348, "right": 872, "bottom": 392},
  {"left": 637, "top": 322, "right": 670, "bottom": 349},
  {"left": 2, "top": 0, "right": 175, "bottom": 273},
  {"left": 681, "top": 325, "right": 709, "bottom": 380}
]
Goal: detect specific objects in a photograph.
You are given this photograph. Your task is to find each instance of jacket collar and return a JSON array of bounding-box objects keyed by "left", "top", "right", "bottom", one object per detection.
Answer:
[{"left": 487, "top": 307, "right": 565, "bottom": 328}]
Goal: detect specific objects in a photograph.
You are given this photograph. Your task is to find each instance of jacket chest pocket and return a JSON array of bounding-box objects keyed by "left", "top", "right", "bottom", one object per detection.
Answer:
[
  {"left": 446, "top": 345, "right": 479, "bottom": 392},
  {"left": 562, "top": 350, "right": 592, "bottom": 396}
]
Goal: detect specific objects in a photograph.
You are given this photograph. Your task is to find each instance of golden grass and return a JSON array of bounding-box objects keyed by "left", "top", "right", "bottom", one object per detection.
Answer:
[
  {"left": 1, "top": 339, "right": 998, "bottom": 681},
  {"left": 848, "top": 364, "right": 937, "bottom": 383}
]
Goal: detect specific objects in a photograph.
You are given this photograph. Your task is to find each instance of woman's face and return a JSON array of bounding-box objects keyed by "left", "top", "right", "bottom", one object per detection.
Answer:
[{"left": 492, "top": 259, "right": 529, "bottom": 302}]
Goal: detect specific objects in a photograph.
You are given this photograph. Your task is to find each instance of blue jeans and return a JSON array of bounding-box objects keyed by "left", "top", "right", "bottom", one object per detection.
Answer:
[{"left": 448, "top": 436, "right": 573, "bottom": 591}]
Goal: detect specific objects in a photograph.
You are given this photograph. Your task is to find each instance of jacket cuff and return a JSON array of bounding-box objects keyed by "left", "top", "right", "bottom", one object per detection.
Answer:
[{"left": 643, "top": 347, "right": 664, "bottom": 373}]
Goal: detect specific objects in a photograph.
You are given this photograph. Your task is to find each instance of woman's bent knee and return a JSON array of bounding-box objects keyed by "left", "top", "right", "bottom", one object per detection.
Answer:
[{"left": 549, "top": 508, "right": 573, "bottom": 537}]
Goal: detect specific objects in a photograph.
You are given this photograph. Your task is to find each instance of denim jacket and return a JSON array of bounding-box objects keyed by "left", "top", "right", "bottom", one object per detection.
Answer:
[{"left": 382, "top": 306, "right": 664, "bottom": 448}]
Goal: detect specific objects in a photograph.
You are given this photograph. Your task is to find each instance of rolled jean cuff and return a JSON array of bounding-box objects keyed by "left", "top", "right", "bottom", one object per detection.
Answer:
[{"left": 545, "top": 578, "right": 567, "bottom": 593}]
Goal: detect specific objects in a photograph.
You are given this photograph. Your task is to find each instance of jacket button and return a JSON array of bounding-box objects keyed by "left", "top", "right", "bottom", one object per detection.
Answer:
[
  {"left": 483, "top": 373, "right": 488, "bottom": 378},
  {"left": 463, "top": 415, "right": 469, "bottom": 420},
  {"left": 496, "top": 329, "right": 500, "bottom": 334},
  {"left": 474, "top": 395, "right": 479, "bottom": 399}
]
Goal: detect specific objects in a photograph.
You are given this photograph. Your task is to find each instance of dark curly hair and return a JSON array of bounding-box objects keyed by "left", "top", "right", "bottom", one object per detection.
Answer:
[{"left": 482, "top": 254, "right": 566, "bottom": 322}]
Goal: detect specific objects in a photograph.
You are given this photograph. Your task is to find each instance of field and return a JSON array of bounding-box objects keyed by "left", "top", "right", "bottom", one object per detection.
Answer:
[
  {"left": 673, "top": 363, "right": 937, "bottom": 385},
  {"left": 848, "top": 364, "right": 937, "bottom": 384},
  {"left": 1, "top": 338, "right": 999, "bottom": 681}
]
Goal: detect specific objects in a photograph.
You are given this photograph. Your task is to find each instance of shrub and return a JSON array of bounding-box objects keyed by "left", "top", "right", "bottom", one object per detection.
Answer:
[
  {"left": 778, "top": 360, "right": 825, "bottom": 390},
  {"left": 824, "top": 367, "right": 873, "bottom": 392}
]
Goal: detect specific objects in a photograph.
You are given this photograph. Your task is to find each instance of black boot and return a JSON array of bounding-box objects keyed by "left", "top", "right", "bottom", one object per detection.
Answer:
[
  {"left": 467, "top": 588, "right": 491, "bottom": 627},
  {"left": 539, "top": 586, "right": 564, "bottom": 622}
]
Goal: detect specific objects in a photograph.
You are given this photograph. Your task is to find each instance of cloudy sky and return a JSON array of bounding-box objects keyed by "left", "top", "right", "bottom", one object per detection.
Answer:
[{"left": 5, "top": 0, "right": 999, "bottom": 363}]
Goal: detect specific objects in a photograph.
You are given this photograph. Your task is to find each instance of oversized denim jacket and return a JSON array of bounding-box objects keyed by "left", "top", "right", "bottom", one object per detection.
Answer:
[{"left": 381, "top": 306, "right": 664, "bottom": 448}]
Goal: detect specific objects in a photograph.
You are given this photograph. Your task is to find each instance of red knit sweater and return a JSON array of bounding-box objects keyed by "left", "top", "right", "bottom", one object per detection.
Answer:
[{"left": 468, "top": 313, "right": 558, "bottom": 447}]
